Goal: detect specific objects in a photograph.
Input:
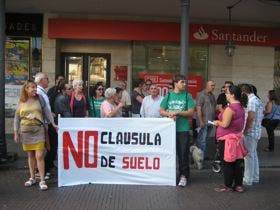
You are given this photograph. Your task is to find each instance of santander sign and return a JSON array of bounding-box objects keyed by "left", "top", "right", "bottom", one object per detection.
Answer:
[{"left": 190, "top": 24, "right": 278, "bottom": 46}]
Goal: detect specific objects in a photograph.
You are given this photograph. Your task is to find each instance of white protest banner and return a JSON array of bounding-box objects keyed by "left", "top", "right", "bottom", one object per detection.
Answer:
[{"left": 58, "top": 118, "right": 176, "bottom": 187}]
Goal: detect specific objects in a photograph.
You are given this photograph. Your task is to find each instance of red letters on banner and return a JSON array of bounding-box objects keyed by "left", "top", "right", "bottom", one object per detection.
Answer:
[
  {"left": 63, "top": 131, "right": 98, "bottom": 169},
  {"left": 122, "top": 156, "right": 160, "bottom": 170}
]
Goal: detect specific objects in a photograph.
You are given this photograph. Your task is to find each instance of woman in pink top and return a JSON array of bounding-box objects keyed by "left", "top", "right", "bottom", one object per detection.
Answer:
[
  {"left": 213, "top": 85, "right": 247, "bottom": 193},
  {"left": 100, "top": 88, "right": 124, "bottom": 118}
]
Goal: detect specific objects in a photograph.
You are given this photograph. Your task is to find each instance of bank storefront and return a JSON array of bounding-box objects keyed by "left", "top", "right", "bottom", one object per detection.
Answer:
[
  {"left": 48, "top": 18, "right": 279, "bottom": 96},
  {"left": 4, "top": 16, "right": 280, "bottom": 133}
]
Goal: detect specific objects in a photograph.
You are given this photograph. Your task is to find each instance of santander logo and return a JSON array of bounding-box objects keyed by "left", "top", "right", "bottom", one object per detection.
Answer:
[
  {"left": 192, "top": 25, "right": 268, "bottom": 44},
  {"left": 193, "top": 27, "right": 209, "bottom": 40}
]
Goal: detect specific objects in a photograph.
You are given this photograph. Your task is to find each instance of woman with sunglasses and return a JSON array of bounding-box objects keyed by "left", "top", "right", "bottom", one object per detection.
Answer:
[{"left": 88, "top": 82, "right": 105, "bottom": 118}]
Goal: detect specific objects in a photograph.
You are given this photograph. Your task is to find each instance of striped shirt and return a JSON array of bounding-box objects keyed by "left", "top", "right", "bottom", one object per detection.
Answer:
[{"left": 245, "top": 94, "right": 264, "bottom": 140}]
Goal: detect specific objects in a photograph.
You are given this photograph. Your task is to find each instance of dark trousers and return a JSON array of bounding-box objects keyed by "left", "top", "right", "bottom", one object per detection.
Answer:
[
  {"left": 45, "top": 124, "right": 58, "bottom": 173},
  {"left": 218, "top": 140, "right": 244, "bottom": 188},
  {"left": 176, "top": 131, "right": 190, "bottom": 178},
  {"left": 265, "top": 120, "right": 279, "bottom": 150}
]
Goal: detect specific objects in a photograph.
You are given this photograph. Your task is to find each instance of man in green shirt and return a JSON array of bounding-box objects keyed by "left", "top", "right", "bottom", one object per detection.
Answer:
[{"left": 160, "top": 74, "right": 195, "bottom": 187}]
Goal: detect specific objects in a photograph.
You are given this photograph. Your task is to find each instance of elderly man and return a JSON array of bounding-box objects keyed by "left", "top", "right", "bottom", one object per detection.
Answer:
[
  {"left": 34, "top": 72, "right": 56, "bottom": 180},
  {"left": 140, "top": 84, "right": 163, "bottom": 118},
  {"left": 196, "top": 80, "right": 216, "bottom": 159}
]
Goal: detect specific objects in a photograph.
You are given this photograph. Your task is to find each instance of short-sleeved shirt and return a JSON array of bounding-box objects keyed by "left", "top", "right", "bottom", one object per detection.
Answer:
[
  {"left": 88, "top": 97, "right": 105, "bottom": 118},
  {"left": 196, "top": 89, "right": 216, "bottom": 123},
  {"left": 160, "top": 91, "right": 195, "bottom": 132},
  {"left": 121, "top": 90, "right": 131, "bottom": 106},
  {"left": 140, "top": 95, "right": 163, "bottom": 118},
  {"left": 245, "top": 94, "right": 263, "bottom": 139},
  {"left": 264, "top": 101, "right": 280, "bottom": 120},
  {"left": 216, "top": 103, "right": 245, "bottom": 139}
]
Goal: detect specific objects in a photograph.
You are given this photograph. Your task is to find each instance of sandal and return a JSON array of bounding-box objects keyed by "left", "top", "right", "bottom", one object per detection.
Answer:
[
  {"left": 214, "top": 186, "right": 233, "bottom": 192},
  {"left": 24, "top": 178, "right": 36, "bottom": 187},
  {"left": 39, "top": 181, "right": 48, "bottom": 191},
  {"left": 235, "top": 186, "right": 244, "bottom": 193}
]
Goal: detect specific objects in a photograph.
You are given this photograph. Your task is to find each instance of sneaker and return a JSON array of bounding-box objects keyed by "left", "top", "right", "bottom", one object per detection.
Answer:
[
  {"left": 253, "top": 180, "right": 259, "bottom": 184},
  {"left": 45, "top": 172, "right": 51, "bottom": 180},
  {"left": 178, "top": 176, "right": 187, "bottom": 187},
  {"left": 243, "top": 181, "right": 252, "bottom": 186},
  {"left": 39, "top": 181, "right": 48, "bottom": 191},
  {"left": 24, "top": 178, "right": 36, "bottom": 187}
]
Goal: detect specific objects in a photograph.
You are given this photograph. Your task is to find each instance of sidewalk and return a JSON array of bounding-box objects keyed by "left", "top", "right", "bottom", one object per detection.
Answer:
[
  {"left": 1, "top": 135, "right": 280, "bottom": 210},
  {"left": 1, "top": 134, "right": 280, "bottom": 170}
]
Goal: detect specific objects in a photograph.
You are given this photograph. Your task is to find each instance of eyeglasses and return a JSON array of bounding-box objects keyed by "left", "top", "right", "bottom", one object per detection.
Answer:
[
  {"left": 145, "top": 83, "right": 152, "bottom": 86},
  {"left": 97, "top": 88, "right": 104, "bottom": 91}
]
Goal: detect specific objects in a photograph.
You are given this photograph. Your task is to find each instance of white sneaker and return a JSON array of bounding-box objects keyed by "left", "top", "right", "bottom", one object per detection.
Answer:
[
  {"left": 45, "top": 172, "right": 51, "bottom": 180},
  {"left": 178, "top": 176, "right": 187, "bottom": 187}
]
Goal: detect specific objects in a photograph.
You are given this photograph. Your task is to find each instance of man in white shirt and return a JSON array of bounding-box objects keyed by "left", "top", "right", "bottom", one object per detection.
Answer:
[
  {"left": 35, "top": 73, "right": 51, "bottom": 113},
  {"left": 34, "top": 72, "right": 55, "bottom": 180},
  {"left": 140, "top": 84, "right": 163, "bottom": 118}
]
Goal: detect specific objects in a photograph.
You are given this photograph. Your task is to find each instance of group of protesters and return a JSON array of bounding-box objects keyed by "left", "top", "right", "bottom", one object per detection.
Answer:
[{"left": 13, "top": 72, "right": 280, "bottom": 192}]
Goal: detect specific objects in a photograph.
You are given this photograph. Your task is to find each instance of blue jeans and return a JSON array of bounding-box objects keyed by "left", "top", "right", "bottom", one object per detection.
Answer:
[
  {"left": 197, "top": 125, "right": 211, "bottom": 157},
  {"left": 243, "top": 135, "right": 259, "bottom": 184}
]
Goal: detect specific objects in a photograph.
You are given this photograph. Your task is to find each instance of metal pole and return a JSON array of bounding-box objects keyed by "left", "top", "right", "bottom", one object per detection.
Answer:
[
  {"left": 180, "top": 0, "right": 190, "bottom": 77},
  {"left": 0, "top": 0, "right": 7, "bottom": 162}
]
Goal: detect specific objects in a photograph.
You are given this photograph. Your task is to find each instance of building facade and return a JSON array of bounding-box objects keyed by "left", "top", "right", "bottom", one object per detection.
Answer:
[{"left": 4, "top": 13, "right": 280, "bottom": 133}]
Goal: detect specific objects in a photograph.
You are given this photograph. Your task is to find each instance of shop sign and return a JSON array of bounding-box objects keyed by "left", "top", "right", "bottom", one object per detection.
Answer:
[
  {"left": 190, "top": 24, "right": 279, "bottom": 46},
  {"left": 139, "top": 73, "right": 203, "bottom": 98},
  {"left": 58, "top": 117, "right": 176, "bottom": 187},
  {"left": 6, "top": 13, "right": 43, "bottom": 37},
  {"left": 114, "top": 65, "right": 128, "bottom": 81},
  {"left": 49, "top": 19, "right": 280, "bottom": 46}
]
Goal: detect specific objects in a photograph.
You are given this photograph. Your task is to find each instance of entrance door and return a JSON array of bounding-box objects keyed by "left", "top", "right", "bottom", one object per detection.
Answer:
[{"left": 61, "top": 53, "right": 111, "bottom": 95}]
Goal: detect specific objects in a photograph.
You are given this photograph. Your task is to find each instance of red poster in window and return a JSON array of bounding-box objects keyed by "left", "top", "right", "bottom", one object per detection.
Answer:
[
  {"left": 114, "top": 66, "right": 128, "bottom": 81},
  {"left": 139, "top": 73, "right": 203, "bottom": 98}
]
